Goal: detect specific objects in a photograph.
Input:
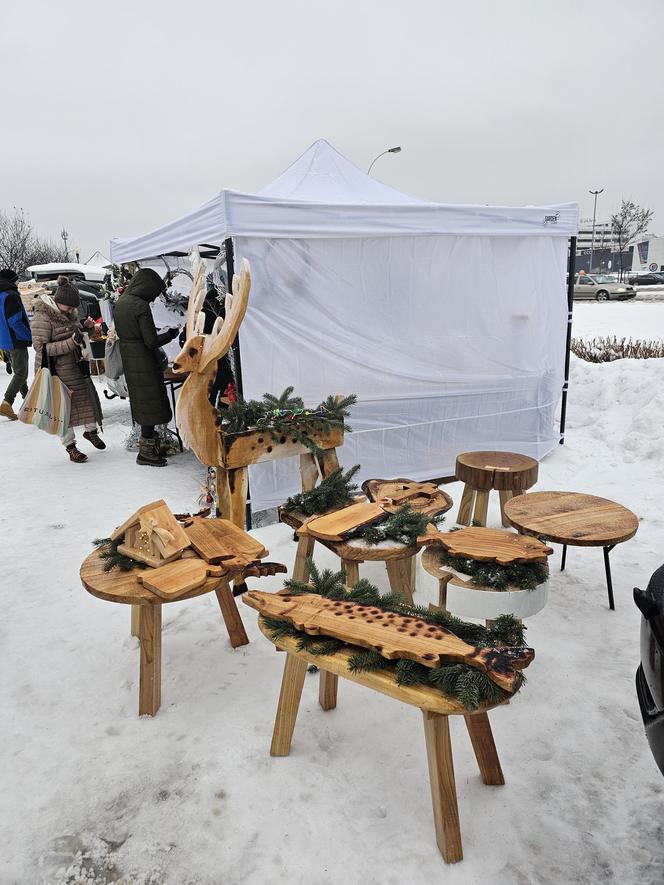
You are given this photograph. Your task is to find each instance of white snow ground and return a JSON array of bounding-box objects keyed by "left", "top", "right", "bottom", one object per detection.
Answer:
[{"left": 2, "top": 303, "right": 664, "bottom": 885}]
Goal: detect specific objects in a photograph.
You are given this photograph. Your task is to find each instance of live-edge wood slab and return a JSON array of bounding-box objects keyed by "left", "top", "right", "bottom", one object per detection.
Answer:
[
  {"left": 244, "top": 591, "right": 533, "bottom": 692},
  {"left": 420, "top": 526, "right": 553, "bottom": 564}
]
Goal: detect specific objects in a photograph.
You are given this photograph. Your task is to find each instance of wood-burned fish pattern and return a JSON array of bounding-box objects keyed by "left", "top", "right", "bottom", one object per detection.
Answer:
[{"left": 243, "top": 591, "right": 534, "bottom": 693}]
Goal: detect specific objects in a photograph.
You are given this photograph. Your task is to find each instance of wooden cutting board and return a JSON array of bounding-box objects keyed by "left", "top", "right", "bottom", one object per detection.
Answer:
[
  {"left": 138, "top": 559, "right": 224, "bottom": 600},
  {"left": 419, "top": 527, "right": 553, "bottom": 565},
  {"left": 362, "top": 478, "right": 452, "bottom": 517},
  {"left": 186, "top": 517, "right": 268, "bottom": 563},
  {"left": 299, "top": 501, "right": 385, "bottom": 542},
  {"left": 244, "top": 590, "right": 534, "bottom": 692}
]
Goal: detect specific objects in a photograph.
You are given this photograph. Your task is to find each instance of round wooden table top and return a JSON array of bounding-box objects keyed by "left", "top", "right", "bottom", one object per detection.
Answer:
[
  {"left": 503, "top": 491, "right": 639, "bottom": 547},
  {"left": 455, "top": 451, "right": 539, "bottom": 491},
  {"left": 80, "top": 549, "right": 224, "bottom": 606}
]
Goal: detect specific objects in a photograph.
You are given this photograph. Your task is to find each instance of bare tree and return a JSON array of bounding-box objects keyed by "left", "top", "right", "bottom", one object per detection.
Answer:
[
  {"left": 0, "top": 207, "right": 69, "bottom": 278},
  {"left": 610, "top": 200, "right": 654, "bottom": 280}
]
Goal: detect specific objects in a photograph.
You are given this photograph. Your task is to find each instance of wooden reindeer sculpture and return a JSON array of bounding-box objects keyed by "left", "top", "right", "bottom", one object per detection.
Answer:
[{"left": 171, "top": 249, "right": 250, "bottom": 466}]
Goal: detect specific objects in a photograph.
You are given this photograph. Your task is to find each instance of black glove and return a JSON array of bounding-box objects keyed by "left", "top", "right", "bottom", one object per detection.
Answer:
[{"left": 168, "top": 326, "right": 180, "bottom": 342}]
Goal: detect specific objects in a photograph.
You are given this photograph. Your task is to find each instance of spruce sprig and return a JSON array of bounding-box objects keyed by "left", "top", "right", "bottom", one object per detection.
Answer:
[
  {"left": 436, "top": 547, "right": 548, "bottom": 591},
  {"left": 92, "top": 538, "right": 147, "bottom": 572},
  {"left": 353, "top": 506, "right": 444, "bottom": 547},
  {"left": 282, "top": 465, "right": 361, "bottom": 516}
]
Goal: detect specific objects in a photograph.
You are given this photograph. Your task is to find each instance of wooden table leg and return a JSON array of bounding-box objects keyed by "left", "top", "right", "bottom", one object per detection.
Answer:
[
  {"left": 498, "top": 490, "right": 513, "bottom": 528},
  {"left": 319, "top": 671, "right": 338, "bottom": 711},
  {"left": 138, "top": 604, "right": 162, "bottom": 716},
  {"left": 271, "top": 652, "right": 308, "bottom": 756},
  {"left": 229, "top": 466, "right": 248, "bottom": 529},
  {"left": 130, "top": 604, "right": 141, "bottom": 638},
  {"left": 342, "top": 559, "right": 360, "bottom": 588},
  {"left": 464, "top": 712, "right": 505, "bottom": 786},
  {"left": 422, "top": 710, "right": 463, "bottom": 863},
  {"left": 215, "top": 581, "right": 249, "bottom": 648},
  {"left": 216, "top": 466, "right": 232, "bottom": 520},
  {"left": 300, "top": 452, "right": 320, "bottom": 491},
  {"left": 457, "top": 484, "right": 475, "bottom": 525},
  {"left": 473, "top": 490, "right": 489, "bottom": 526},
  {"left": 292, "top": 535, "right": 315, "bottom": 584},
  {"left": 315, "top": 447, "right": 340, "bottom": 479},
  {"left": 437, "top": 572, "right": 454, "bottom": 610},
  {"left": 386, "top": 555, "right": 416, "bottom": 605}
]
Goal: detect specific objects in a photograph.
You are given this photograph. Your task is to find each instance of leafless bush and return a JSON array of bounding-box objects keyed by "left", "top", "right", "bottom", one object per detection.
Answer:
[
  {"left": 572, "top": 336, "right": 664, "bottom": 362},
  {"left": 0, "top": 207, "right": 68, "bottom": 278}
]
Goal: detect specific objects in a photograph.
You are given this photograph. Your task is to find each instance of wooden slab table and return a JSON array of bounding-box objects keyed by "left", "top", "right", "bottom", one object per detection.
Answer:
[
  {"left": 503, "top": 491, "right": 639, "bottom": 610},
  {"left": 80, "top": 548, "right": 250, "bottom": 716},
  {"left": 256, "top": 617, "right": 511, "bottom": 864}
]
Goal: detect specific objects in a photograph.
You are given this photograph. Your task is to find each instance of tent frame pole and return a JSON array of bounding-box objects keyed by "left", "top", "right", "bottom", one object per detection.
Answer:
[{"left": 559, "top": 235, "right": 576, "bottom": 445}]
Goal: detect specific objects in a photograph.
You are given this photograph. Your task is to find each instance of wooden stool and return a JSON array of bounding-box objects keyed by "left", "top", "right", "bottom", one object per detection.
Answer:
[
  {"left": 282, "top": 509, "right": 420, "bottom": 604},
  {"left": 80, "top": 548, "right": 250, "bottom": 716},
  {"left": 260, "top": 619, "right": 507, "bottom": 864},
  {"left": 455, "top": 451, "right": 538, "bottom": 528}
]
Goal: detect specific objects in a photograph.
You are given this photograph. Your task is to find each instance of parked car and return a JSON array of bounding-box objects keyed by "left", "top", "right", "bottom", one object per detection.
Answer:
[
  {"left": 628, "top": 273, "right": 664, "bottom": 286},
  {"left": 26, "top": 262, "right": 109, "bottom": 283},
  {"left": 573, "top": 274, "right": 636, "bottom": 301},
  {"left": 634, "top": 568, "right": 664, "bottom": 776}
]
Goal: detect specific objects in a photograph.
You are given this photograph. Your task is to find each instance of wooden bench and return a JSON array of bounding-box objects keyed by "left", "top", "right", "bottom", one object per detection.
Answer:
[{"left": 259, "top": 618, "right": 509, "bottom": 864}]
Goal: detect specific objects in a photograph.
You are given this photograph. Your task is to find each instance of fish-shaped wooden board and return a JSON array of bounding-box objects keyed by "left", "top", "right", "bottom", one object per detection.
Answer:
[
  {"left": 243, "top": 590, "right": 534, "bottom": 692},
  {"left": 419, "top": 526, "right": 553, "bottom": 564}
]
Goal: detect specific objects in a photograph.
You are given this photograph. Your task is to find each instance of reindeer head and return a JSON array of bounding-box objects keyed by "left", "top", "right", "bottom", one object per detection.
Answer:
[{"left": 171, "top": 249, "right": 251, "bottom": 377}]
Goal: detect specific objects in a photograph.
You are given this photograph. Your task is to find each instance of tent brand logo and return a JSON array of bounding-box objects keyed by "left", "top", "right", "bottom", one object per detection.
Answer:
[{"left": 543, "top": 213, "right": 560, "bottom": 225}]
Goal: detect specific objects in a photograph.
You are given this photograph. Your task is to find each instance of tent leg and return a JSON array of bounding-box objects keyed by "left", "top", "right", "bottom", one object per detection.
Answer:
[{"left": 559, "top": 235, "right": 576, "bottom": 445}]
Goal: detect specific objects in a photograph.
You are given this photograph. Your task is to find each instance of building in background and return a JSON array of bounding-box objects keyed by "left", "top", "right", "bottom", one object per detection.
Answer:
[
  {"left": 630, "top": 236, "right": 664, "bottom": 273},
  {"left": 575, "top": 217, "right": 632, "bottom": 273}
]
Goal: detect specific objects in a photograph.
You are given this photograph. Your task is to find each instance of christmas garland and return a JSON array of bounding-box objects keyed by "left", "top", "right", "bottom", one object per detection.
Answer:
[
  {"left": 282, "top": 465, "right": 361, "bottom": 516},
  {"left": 221, "top": 388, "right": 357, "bottom": 456},
  {"left": 351, "top": 505, "right": 444, "bottom": 547},
  {"left": 92, "top": 538, "right": 148, "bottom": 572},
  {"left": 435, "top": 547, "right": 548, "bottom": 591},
  {"left": 262, "top": 560, "right": 527, "bottom": 710}
]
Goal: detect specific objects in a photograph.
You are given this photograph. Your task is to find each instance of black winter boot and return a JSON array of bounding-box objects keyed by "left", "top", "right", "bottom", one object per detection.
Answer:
[{"left": 137, "top": 437, "right": 167, "bottom": 467}]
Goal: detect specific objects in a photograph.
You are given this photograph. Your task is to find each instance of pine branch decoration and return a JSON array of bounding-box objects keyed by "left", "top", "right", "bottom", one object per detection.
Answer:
[
  {"left": 436, "top": 547, "right": 548, "bottom": 591},
  {"left": 266, "top": 558, "right": 528, "bottom": 710},
  {"left": 354, "top": 506, "right": 444, "bottom": 547},
  {"left": 92, "top": 538, "right": 147, "bottom": 572},
  {"left": 282, "top": 465, "right": 361, "bottom": 516}
]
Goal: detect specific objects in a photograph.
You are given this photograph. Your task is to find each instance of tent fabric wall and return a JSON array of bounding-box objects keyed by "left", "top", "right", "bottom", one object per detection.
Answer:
[
  {"left": 236, "top": 234, "right": 568, "bottom": 511},
  {"left": 108, "top": 139, "right": 578, "bottom": 514}
]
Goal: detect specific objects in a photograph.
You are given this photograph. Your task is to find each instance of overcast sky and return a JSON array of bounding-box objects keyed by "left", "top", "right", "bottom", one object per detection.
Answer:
[{"left": 3, "top": 0, "right": 661, "bottom": 260}]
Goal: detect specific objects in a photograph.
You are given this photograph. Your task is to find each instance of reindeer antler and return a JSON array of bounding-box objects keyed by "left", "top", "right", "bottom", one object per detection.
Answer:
[
  {"left": 186, "top": 247, "right": 208, "bottom": 340},
  {"left": 200, "top": 257, "right": 250, "bottom": 371}
]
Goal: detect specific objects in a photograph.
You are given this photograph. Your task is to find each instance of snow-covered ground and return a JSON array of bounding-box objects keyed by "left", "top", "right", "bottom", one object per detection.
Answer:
[
  {"left": 573, "top": 299, "right": 664, "bottom": 341},
  {"left": 3, "top": 304, "right": 664, "bottom": 884}
]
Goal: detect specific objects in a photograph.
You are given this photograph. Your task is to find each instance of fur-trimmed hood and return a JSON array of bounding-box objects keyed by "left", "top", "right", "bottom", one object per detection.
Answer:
[{"left": 34, "top": 293, "right": 79, "bottom": 324}]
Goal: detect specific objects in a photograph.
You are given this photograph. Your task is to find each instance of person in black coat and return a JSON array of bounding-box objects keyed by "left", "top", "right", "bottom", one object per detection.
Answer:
[{"left": 112, "top": 268, "right": 179, "bottom": 466}]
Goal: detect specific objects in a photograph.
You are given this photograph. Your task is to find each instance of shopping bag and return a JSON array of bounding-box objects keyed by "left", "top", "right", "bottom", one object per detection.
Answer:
[
  {"left": 18, "top": 349, "right": 71, "bottom": 437},
  {"left": 104, "top": 330, "right": 123, "bottom": 380}
]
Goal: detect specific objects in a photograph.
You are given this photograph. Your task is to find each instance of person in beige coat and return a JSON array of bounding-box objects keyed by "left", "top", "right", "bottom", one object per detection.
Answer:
[{"left": 30, "top": 276, "right": 104, "bottom": 463}]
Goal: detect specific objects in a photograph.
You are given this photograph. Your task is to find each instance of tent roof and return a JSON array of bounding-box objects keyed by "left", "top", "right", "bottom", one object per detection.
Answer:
[{"left": 110, "top": 139, "right": 579, "bottom": 263}]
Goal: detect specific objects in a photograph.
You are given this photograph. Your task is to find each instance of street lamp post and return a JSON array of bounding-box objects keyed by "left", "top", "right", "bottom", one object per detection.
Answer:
[
  {"left": 588, "top": 188, "right": 603, "bottom": 272},
  {"left": 367, "top": 146, "right": 402, "bottom": 176}
]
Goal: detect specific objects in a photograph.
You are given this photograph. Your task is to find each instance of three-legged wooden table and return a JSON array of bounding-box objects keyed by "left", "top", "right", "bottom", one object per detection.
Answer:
[
  {"left": 80, "top": 549, "right": 249, "bottom": 715},
  {"left": 504, "top": 490, "right": 639, "bottom": 610},
  {"left": 259, "top": 619, "right": 508, "bottom": 864}
]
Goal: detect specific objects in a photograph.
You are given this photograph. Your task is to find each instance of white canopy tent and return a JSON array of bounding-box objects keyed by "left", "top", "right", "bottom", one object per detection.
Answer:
[{"left": 111, "top": 140, "right": 578, "bottom": 511}]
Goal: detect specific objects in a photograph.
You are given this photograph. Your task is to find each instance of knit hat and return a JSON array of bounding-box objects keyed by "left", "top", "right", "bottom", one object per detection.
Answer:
[
  {"left": 0, "top": 268, "right": 19, "bottom": 284},
  {"left": 54, "top": 275, "right": 80, "bottom": 308}
]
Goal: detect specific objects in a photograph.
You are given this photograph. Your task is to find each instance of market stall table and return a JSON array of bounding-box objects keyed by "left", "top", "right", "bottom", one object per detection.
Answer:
[{"left": 503, "top": 491, "right": 639, "bottom": 610}]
